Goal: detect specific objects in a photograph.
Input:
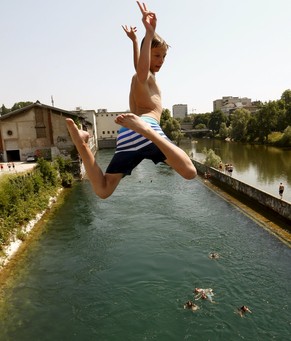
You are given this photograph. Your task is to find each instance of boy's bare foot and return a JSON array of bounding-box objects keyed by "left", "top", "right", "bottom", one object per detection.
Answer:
[
  {"left": 66, "top": 118, "right": 89, "bottom": 144},
  {"left": 115, "top": 114, "right": 152, "bottom": 137}
]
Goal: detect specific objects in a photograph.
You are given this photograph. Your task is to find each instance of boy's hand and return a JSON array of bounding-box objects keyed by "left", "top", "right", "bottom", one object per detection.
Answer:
[
  {"left": 122, "top": 25, "right": 137, "bottom": 41},
  {"left": 137, "top": 1, "right": 156, "bottom": 36}
]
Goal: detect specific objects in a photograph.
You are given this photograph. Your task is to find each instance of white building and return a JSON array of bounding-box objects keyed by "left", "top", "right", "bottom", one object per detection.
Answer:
[
  {"left": 172, "top": 104, "right": 188, "bottom": 119},
  {"left": 213, "top": 96, "right": 256, "bottom": 114},
  {"left": 71, "top": 108, "right": 128, "bottom": 149},
  {"left": 96, "top": 109, "right": 128, "bottom": 148}
]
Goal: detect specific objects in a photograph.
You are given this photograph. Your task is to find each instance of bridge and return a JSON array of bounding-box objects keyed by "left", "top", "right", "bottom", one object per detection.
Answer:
[{"left": 181, "top": 128, "right": 211, "bottom": 137}]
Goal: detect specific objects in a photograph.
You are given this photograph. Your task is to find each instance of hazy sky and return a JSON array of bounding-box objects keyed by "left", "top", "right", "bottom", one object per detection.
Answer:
[{"left": 1, "top": 0, "right": 290, "bottom": 114}]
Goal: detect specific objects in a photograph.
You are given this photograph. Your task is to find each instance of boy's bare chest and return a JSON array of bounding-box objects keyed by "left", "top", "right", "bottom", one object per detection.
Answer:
[{"left": 131, "top": 75, "right": 161, "bottom": 97}]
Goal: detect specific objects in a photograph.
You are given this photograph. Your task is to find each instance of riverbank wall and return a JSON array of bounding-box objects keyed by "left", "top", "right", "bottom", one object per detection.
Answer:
[{"left": 192, "top": 159, "right": 291, "bottom": 224}]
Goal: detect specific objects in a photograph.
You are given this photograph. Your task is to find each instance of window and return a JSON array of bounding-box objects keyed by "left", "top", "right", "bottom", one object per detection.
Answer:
[
  {"left": 35, "top": 108, "right": 46, "bottom": 138},
  {"left": 36, "top": 127, "right": 46, "bottom": 138}
]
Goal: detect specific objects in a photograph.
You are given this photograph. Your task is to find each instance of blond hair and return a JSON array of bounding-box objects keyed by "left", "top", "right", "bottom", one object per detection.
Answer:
[{"left": 141, "top": 33, "right": 169, "bottom": 50}]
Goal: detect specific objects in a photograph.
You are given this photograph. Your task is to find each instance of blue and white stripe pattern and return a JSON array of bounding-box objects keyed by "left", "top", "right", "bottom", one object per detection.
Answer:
[{"left": 115, "top": 116, "right": 167, "bottom": 153}]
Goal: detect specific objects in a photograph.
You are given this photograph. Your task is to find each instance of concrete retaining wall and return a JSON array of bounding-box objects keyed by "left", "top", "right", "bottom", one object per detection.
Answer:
[
  {"left": 192, "top": 159, "right": 291, "bottom": 223},
  {"left": 98, "top": 138, "right": 116, "bottom": 149}
]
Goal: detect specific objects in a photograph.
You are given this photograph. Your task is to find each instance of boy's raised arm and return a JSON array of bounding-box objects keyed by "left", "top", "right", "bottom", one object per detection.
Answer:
[
  {"left": 136, "top": 1, "right": 157, "bottom": 83},
  {"left": 122, "top": 25, "right": 139, "bottom": 71}
]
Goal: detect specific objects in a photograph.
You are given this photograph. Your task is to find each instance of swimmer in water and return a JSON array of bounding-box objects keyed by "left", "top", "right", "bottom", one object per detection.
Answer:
[
  {"left": 184, "top": 300, "right": 199, "bottom": 312},
  {"left": 194, "top": 288, "right": 215, "bottom": 303},
  {"left": 237, "top": 305, "right": 252, "bottom": 317},
  {"left": 209, "top": 252, "right": 220, "bottom": 259}
]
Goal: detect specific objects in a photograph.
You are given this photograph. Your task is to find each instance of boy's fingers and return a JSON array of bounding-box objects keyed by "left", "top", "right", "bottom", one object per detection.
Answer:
[
  {"left": 136, "top": 1, "right": 144, "bottom": 13},
  {"left": 137, "top": 1, "right": 148, "bottom": 14}
]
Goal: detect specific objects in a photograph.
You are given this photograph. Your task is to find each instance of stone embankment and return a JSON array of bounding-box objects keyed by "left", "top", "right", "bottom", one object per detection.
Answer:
[{"left": 192, "top": 159, "right": 291, "bottom": 224}]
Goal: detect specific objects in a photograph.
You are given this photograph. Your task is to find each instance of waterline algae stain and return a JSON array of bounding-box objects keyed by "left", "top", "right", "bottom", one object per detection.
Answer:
[{"left": 0, "top": 150, "right": 290, "bottom": 340}]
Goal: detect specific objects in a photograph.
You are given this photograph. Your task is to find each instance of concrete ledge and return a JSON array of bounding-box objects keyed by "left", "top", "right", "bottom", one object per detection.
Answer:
[{"left": 192, "top": 159, "right": 291, "bottom": 223}]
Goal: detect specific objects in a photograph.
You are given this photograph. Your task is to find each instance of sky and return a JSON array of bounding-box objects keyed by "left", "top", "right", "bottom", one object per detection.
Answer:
[{"left": 1, "top": 0, "right": 291, "bottom": 114}]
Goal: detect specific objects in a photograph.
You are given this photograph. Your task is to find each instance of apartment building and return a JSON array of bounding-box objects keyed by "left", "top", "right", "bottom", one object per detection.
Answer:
[
  {"left": 213, "top": 96, "right": 258, "bottom": 114},
  {"left": 172, "top": 104, "right": 188, "bottom": 119}
]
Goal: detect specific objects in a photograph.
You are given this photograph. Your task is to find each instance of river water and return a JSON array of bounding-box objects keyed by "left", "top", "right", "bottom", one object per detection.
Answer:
[
  {"left": 0, "top": 150, "right": 290, "bottom": 340},
  {"left": 184, "top": 138, "right": 291, "bottom": 204}
]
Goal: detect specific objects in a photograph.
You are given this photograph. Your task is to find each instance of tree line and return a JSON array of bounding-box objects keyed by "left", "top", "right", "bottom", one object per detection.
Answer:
[
  {"left": 190, "top": 89, "right": 291, "bottom": 147},
  {"left": 1, "top": 101, "right": 33, "bottom": 114}
]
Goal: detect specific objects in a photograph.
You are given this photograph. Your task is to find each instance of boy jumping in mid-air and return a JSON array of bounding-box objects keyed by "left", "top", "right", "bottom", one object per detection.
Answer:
[{"left": 66, "top": 1, "right": 197, "bottom": 199}]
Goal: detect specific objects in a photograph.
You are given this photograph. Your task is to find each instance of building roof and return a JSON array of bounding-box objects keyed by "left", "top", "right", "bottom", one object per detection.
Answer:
[{"left": 0, "top": 101, "right": 80, "bottom": 121}]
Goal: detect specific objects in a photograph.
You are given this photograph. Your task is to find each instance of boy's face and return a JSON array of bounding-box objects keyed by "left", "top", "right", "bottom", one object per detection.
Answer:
[{"left": 150, "top": 46, "right": 167, "bottom": 73}]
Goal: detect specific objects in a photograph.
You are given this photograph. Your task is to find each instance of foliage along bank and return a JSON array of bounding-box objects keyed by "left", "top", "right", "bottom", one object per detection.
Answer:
[
  {"left": 0, "top": 158, "right": 74, "bottom": 252},
  {"left": 190, "top": 89, "right": 291, "bottom": 147}
]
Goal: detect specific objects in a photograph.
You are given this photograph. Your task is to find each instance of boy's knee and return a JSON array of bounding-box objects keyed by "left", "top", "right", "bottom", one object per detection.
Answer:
[{"left": 95, "top": 190, "right": 113, "bottom": 200}]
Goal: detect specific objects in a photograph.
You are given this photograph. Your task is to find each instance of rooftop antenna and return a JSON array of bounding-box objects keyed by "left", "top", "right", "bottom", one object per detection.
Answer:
[{"left": 51, "top": 95, "right": 54, "bottom": 107}]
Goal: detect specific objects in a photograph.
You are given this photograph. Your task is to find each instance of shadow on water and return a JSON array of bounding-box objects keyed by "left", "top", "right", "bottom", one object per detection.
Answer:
[{"left": 0, "top": 150, "right": 290, "bottom": 340}]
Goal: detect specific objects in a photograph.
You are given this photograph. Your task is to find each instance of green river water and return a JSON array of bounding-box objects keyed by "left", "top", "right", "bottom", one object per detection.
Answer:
[{"left": 0, "top": 149, "right": 290, "bottom": 340}]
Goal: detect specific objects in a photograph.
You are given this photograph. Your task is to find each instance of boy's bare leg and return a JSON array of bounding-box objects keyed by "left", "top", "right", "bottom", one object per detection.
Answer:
[
  {"left": 66, "top": 118, "right": 123, "bottom": 199},
  {"left": 115, "top": 114, "right": 197, "bottom": 180}
]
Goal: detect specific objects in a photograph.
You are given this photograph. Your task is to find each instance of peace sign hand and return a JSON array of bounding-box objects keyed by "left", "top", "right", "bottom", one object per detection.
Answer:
[{"left": 136, "top": 1, "right": 157, "bottom": 35}]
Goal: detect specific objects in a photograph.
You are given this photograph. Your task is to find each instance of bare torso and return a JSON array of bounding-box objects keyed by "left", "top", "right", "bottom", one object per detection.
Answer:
[{"left": 129, "top": 73, "right": 162, "bottom": 122}]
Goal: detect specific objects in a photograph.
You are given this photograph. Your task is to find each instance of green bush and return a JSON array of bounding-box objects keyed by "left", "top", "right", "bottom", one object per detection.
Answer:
[
  {"left": 36, "top": 158, "right": 59, "bottom": 186},
  {"left": 277, "top": 126, "right": 291, "bottom": 147},
  {"left": 0, "top": 157, "right": 78, "bottom": 249},
  {"left": 202, "top": 148, "right": 222, "bottom": 169},
  {"left": 0, "top": 159, "right": 62, "bottom": 248},
  {"left": 61, "top": 171, "right": 74, "bottom": 188},
  {"left": 268, "top": 132, "right": 284, "bottom": 144}
]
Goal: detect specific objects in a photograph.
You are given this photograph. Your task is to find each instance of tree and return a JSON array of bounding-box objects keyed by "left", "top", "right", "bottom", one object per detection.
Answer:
[
  {"left": 281, "top": 89, "right": 291, "bottom": 105},
  {"left": 208, "top": 110, "right": 226, "bottom": 135},
  {"left": 160, "top": 109, "right": 183, "bottom": 144},
  {"left": 246, "top": 116, "right": 259, "bottom": 142},
  {"left": 193, "top": 113, "right": 210, "bottom": 129},
  {"left": 0, "top": 104, "right": 10, "bottom": 115},
  {"left": 202, "top": 148, "right": 221, "bottom": 169},
  {"left": 160, "top": 108, "right": 171, "bottom": 125},
  {"left": 279, "top": 126, "right": 291, "bottom": 146},
  {"left": 182, "top": 116, "right": 192, "bottom": 123},
  {"left": 256, "top": 101, "right": 280, "bottom": 143},
  {"left": 195, "top": 123, "right": 207, "bottom": 129},
  {"left": 219, "top": 122, "right": 230, "bottom": 139},
  {"left": 230, "top": 108, "right": 251, "bottom": 141},
  {"left": 11, "top": 101, "right": 33, "bottom": 111},
  {"left": 281, "top": 89, "right": 291, "bottom": 127}
]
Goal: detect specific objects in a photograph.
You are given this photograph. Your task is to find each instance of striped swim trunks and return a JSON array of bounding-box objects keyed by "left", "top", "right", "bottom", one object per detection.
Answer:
[{"left": 106, "top": 116, "right": 169, "bottom": 176}]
